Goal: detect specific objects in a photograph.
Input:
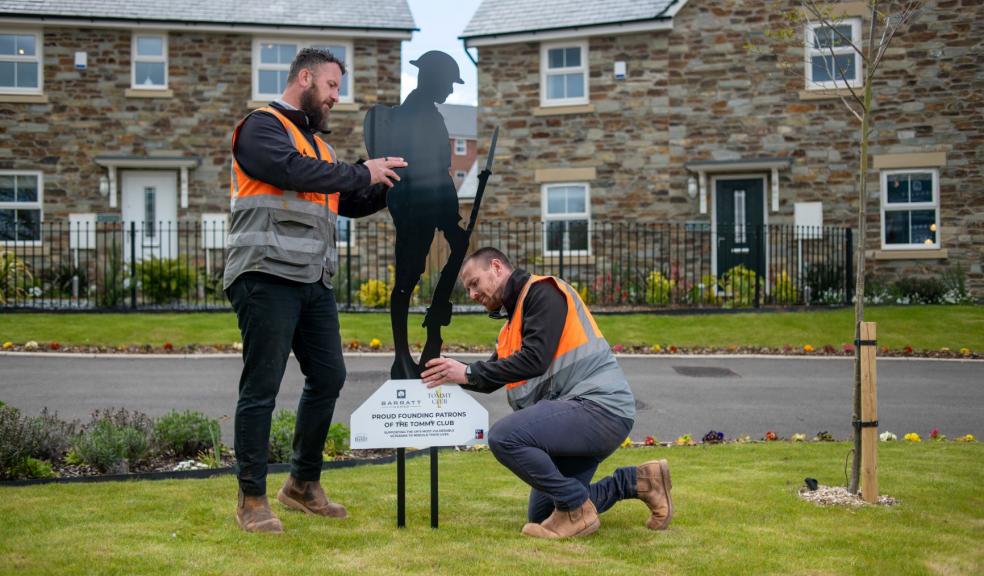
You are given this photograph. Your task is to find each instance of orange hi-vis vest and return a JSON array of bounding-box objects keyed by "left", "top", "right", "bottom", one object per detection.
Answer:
[
  {"left": 497, "top": 275, "right": 629, "bottom": 412},
  {"left": 223, "top": 106, "right": 342, "bottom": 289}
]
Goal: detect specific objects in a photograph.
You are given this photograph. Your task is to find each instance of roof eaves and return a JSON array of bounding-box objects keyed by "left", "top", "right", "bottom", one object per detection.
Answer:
[
  {"left": 0, "top": 12, "right": 419, "bottom": 33},
  {"left": 459, "top": 15, "right": 671, "bottom": 41}
]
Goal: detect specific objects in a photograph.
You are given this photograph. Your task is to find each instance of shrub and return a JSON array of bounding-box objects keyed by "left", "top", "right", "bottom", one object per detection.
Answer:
[
  {"left": 13, "top": 457, "right": 55, "bottom": 479},
  {"left": 153, "top": 410, "right": 220, "bottom": 458},
  {"left": 26, "top": 408, "right": 77, "bottom": 462},
  {"left": 268, "top": 410, "right": 296, "bottom": 463},
  {"left": 804, "top": 261, "right": 845, "bottom": 304},
  {"left": 0, "top": 250, "right": 33, "bottom": 305},
  {"left": 136, "top": 257, "right": 197, "bottom": 304},
  {"left": 73, "top": 408, "right": 154, "bottom": 473},
  {"left": 358, "top": 278, "right": 391, "bottom": 308},
  {"left": 644, "top": 271, "right": 675, "bottom": 306},
  {"left": 891, "top": 276, "right": 947, "bottom": 304},
  {"left": 772, "top": 271, "right": 799, "bottom": 305},
  {"left": 44, "top": 262, "right": 90, "bottom": 299},
  {"left": 74, "top": 419, "right": 149, "bottom": 473},
  {"left": 0, "top": 405, "right": 31, "bottom": 479},
  {"left": 940, "top": 265, "right": 972, "bottom": 304},
  {"left": 0, "top": 406, "right": 76, "bottom": 479},
  {"left": 97, "top": 243, "right": 126, "bottom": 308},
  {"left": 722, "top": 265, "right": 759, "bottom": 307},
  {"left": 324, "top": 422, "right": 350, "bottom": 457}
]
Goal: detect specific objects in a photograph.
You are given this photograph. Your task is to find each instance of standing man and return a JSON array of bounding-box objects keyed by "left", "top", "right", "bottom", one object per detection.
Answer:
[
  {"left": 422, "top": 248, "right": 673, "bottom": 539},
  {"left": 225, "top": 47, "right": 406, "bottom": 534},
  {"left": 364, "top": 50, "right": 470, "bottom": 379}
]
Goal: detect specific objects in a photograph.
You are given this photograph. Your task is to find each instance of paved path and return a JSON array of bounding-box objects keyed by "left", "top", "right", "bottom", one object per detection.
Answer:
[{"left": 1, "top": 354, "right": 980, "bottom": 443}]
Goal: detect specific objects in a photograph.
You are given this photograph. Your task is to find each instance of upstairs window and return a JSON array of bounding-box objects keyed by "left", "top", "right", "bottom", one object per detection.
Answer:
[
  {"left": 253, "top": 39, "right": 352, "bottom": 102},
  {"left": 805, "top": 19, "right": 862, "bottom": 89},
  {"left": 540, "top": 41, "right": 588, "bottom": 106},
  {"left": 132, "top": 33, "right": 168, "bottom": 89},
  {"left": 0, "top": 31, "right": 42, "bottom": 94},
  {"left": 454, "top": 138, "right": 467, "bottom": 156}
]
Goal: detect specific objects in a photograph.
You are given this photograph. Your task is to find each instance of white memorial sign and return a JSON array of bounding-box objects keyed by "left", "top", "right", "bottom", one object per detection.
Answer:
[{"left": 350, "top": 380, "right": 489, "bottom": 449}]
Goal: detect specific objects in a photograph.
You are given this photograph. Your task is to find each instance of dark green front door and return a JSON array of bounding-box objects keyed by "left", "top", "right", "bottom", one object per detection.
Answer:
[{"left": 715, "top": 177, "right": 765, "bottom": 278}]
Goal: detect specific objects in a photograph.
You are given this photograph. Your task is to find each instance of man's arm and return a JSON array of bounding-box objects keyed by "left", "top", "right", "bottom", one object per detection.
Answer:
[
  {"left": 338, "top": 177, "right": 388, "bottom": 218},
  {"left": 235, "top": 112, "right": 373, "bottom": 194},
  {"left": 467, "top": 281, "right": 567, "bottom": 390}
]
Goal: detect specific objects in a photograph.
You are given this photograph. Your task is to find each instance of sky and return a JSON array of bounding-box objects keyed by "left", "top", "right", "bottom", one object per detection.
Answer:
[{"left": 401, "top": 0, "right": 483, "bottom": 106}]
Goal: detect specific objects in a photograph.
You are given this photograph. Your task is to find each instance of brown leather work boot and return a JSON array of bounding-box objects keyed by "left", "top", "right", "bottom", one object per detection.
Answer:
[
  {"left": 520, "top": 499, "right": 600, "bottom": 539},
  {"left": 235, "top": 491, "right": 284, "bottom": 534},
  {"left": 637, "top": 459, "right": 673, "bottom": 530},
  {"left": 276, "top": 475, "right": 348, "bottom": 518}
]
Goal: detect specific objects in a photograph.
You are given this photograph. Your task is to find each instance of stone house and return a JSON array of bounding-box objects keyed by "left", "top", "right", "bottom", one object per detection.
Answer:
[
  {"left": 461, "top": 0, "right": 983, "bottom": 298},
  {"left": 0, "top": 0, "right": 413, "bottom": 261}
]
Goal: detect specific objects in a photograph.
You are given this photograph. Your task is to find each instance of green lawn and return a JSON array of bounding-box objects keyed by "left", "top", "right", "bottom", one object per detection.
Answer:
[
  {"left": 1, "top": 443, "right": 980, "bottom": 575},
  {"left": 1, "top": 305, "right": 982, "bottom": 351}
]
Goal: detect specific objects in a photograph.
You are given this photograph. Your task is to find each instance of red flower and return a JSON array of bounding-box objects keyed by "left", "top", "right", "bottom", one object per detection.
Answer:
[
  {"left": 823, "top": 344, "right": 836, "bottom": 354},
  {"left": 644, "top": 435, "right": 656, "bottom": 446},
  {"left": 48, "top": 341, "right": 61, "bottom": 350},
  {"left": 611, "top": 344, "right": 625, "bottom": 353},
  {"left": 163, "top": 342, "right": 174, "bottom": 351},
  {"left": 930, "top": 427, "right": 941, "bottom": 440},
  {"left": 842, "top": 343, "right": 855, "bottom": 354},
  {"left": 668, "top": 345, "right": 678, "bottom": 353},
  {"left": 764, "top": 430, "right": 778, "bottom": 441},
  {"left": 903, "top": 345, "right": 914, "bottom": 355}
]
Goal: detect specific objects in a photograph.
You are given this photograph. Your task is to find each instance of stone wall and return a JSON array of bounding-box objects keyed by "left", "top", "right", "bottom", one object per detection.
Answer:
[
  {"left": 474, "top": 0, "right": 983, "bottom": 296},
  {"left": 0, "top": 26, "right": 402, "bottom": 221}
]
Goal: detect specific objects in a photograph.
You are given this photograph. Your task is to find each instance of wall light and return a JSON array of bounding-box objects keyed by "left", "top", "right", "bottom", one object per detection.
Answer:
[
  {"left": 99, "top": 175, "right": 109, "bottom": 196},
  {"left": 687, "top": 176, "right": 698, "bottom": 199}
]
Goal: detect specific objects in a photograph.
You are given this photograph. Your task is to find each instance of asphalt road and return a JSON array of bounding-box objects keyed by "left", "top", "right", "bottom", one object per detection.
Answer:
[{"left": 0, "top": 354, "right": 980, "bottom": 443}]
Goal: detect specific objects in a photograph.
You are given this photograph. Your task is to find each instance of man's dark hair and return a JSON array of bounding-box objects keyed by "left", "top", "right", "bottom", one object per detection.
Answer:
[
  {"left": 288, "top": 47, "right": 347, "bottom": 83},
  {"left": 464, "top": 247, "right": 512, "bottom": 270}
]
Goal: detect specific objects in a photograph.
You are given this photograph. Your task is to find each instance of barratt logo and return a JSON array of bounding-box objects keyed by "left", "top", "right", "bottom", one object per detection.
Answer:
[
  {"left": 428, "top": 389, "right": 450, "bottom": 409},
  {"left": 396, "top": 389, "right": 406, "bottom": 399}
]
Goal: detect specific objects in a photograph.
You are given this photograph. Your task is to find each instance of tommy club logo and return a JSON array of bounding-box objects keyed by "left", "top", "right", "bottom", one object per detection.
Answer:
[{"left": 428, "top": 388, "right": 450, "bottom": 409}]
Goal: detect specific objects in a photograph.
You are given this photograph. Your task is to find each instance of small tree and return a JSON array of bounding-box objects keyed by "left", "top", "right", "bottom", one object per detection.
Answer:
[{"left": 749, "top": 0, "right": 923, "bottom": 494}]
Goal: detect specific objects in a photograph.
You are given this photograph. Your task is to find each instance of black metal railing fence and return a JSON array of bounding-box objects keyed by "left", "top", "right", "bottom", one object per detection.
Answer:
[{"left": 0, "top": 220, "right": 853, "bottom": 311}]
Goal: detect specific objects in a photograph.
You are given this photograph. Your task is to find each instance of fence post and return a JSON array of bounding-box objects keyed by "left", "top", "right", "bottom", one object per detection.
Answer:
[
  {"left": 558, "top": 229, "right": 565, "bottom": 281},
  {"left": 346, "top": 220, "right": 352, "bottom": 309},
  {"left": 129, "top": 221, "right": 137, "bottom": 309},
  {"left": 754, "top": 225, "right": 762, "bottom": 308},
  {"left": 845, "top": 228, "right": 854, "bottom": 305}
]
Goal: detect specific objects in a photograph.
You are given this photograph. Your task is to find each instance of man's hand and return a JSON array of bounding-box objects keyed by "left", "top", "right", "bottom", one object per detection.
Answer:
[
  {"left": 365, "top": 157, "right": 407, "bottom": 188},
  {"left": 421, "top": 357, "right": 468, "bottom": 388}
]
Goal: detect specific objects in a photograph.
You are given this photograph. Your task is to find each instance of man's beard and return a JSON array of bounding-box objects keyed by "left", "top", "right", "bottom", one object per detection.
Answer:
[{"left": 300, "top": 85, "right": 328, "bottom": 132}]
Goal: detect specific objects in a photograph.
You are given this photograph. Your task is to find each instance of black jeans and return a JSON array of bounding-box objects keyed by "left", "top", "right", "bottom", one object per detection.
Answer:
[
  {"left": 227, "top": 273, "right": 346, "bottom": 496},
  {"left": 487, "top": 398, "right": 637, "bottom": 522}
]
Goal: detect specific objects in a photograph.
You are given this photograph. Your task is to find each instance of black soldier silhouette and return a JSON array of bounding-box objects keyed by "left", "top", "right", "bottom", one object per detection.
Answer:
[{"left": 365, "top": 51, "right": 470, "bottom": 379}]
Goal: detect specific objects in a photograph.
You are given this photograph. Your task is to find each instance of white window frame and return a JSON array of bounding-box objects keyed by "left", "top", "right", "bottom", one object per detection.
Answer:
[
  {"left": 540, "top": 40, "right": 589, "bottom": 107},
  {"left": 0, "top": 29, "right": 43, "bottom": 95},
  {"left": 131, "top": 31, "right": 168, "bottom": 90},
  {"left": 541, "top": 182, "right": 591, "bottom": 257},
  {"left": 880, "top": 168, "right": 940, "bottom": 250},
  {"left": 454, "top": 170, "right": 467, "bottom": 180},
  {"left": 335, "top": 215, "right": 355, "bottom": 248},
  {"left": 454, "top": 138, "right": 467, "bottom": 156},
  {"left": 805, "top": 18, "right": 863, "bottom": 90},
  {"left": 252, "top": 38, "right": 354, "bottom": 103},
  {"left": 0, "top": 170, "right": 44, "bottom": 246}
]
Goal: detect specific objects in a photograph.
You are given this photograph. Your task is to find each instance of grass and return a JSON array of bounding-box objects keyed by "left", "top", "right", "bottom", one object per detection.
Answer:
[
  {"left": 0, "top": 305, "right": 982, "bottom": 351},
  {"left": 0, "top": 442, "right": 981, "bottom": 575}
]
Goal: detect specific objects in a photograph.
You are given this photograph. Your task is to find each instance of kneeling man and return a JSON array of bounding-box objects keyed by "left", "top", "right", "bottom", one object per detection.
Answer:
[{"left": 422, "top": 247, "right": 673, "bottom": 538}]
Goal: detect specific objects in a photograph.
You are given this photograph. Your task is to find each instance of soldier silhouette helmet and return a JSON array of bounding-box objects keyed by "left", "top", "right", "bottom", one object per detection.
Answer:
[{"left": 410, "top": 50, "right": 465, "bottom": 85}]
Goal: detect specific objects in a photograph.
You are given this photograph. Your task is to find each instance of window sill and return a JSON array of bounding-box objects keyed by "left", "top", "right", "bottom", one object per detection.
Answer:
[
  {"left": 0, "top": 93, "right": 49, "bottom": 104},
  {"left": 125, "top": 88, "right": 173, "bottom": 99},
  {"left": 540, "top": 254, "right": 595, "bottom": 266},
  {"left": 866, "top": 248, "right": 948, "bottom": 260},
  {"left": 533, "top": 104, "right": 595, "bottom": 116},
  {"left": 798, "top": 87, "right": 863, "bottom": 101}
]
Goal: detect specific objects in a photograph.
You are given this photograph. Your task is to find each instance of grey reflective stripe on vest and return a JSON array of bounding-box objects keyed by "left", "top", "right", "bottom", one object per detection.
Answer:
[
  {"left": 506, "top": 278, "right": 623, "bottom": 411},
  {"left": 227, "top": 230, "right": 326, "bottom": 253}
]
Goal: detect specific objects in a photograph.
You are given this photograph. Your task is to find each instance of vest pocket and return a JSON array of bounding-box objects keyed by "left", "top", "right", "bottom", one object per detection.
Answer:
[{"left": 265, "top": 208, "right": 327, "bottom": 266}]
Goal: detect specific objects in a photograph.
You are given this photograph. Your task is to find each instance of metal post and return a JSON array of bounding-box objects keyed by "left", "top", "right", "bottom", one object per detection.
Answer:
[
  {"left": 397, "top": 447, "right": 406, "bottom": 527},
  {"left": 346, "top": 219, "right": 352, "bottom": 309},
  {"left": 845, "top": 228, "right": 854, "bottom": 305},
  {"left": 129, "top": 221, "right": 137, "bottom": 309},
  {"left": 430, "top": 446, "right": 439, "bottom": 528}
]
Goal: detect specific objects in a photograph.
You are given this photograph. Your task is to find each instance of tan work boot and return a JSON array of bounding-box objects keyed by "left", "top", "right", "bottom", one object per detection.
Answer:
[
  {"left": 235, "top": 491, "right": 284, "bottom": 534},
  {"left": 637, "top": 459, "right": 673, "bottom": 530},
  {"left": 521, "top": 499, "right": 600, "bottom": 539},
  {"left": 276, "top": 475, "right": 348, "bottom": 518}
]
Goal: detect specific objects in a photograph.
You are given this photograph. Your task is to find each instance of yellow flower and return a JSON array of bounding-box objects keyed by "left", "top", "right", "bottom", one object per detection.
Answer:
[
  {"left": 620, "top": 437, "right": 634, "bottom": 448},
  {"left": 650, "top": 344, "right": 662, "bottom": 353},
  {"left": 904, "top": 432, "right": 921, "bottom": 443},
  {"left": 803, "top": 344, "right": 814, "bottom": 352},
  {"left": 956, "top": 434, "right": 976, "bottom": 443},
  {"left": 959, "top": 347, "right": 971, "bottom": 356},
  {"left": 674, "top": 434, "right": 694, "bottom": 446},
  {"left": 2, "top": 341, "right": 12, "bottom": 350},
  {"left": 369, "top": 338, "right": 382, "bottom": 350}
]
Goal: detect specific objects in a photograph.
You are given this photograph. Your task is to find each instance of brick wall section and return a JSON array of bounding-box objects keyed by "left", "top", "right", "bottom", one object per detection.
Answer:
[
  {"left": 475, "top": 0, "right": 983, "bottom": 296},
  {"left": 0, "top": 27, "right": 401, "bottom": 220}
]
